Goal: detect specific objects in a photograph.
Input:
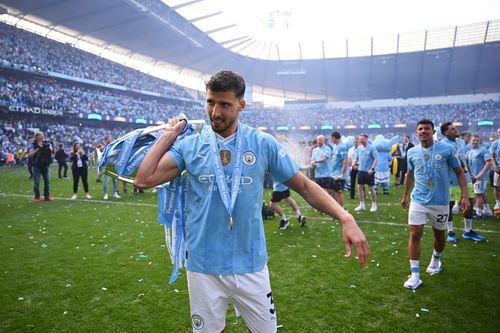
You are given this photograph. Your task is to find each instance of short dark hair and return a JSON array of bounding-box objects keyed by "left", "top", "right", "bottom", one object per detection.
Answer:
[
  {"left": 417, "top": 119, "right": 435, "bottom": 130},
  {"left": 331, "top": 131, "right": 341, "bottom": 139},
  {"left": 440, "top": 121, "right": 453, "bottom": 134},
  {"left": 205, "top": 70, "right": 246, "bottom": 99}
]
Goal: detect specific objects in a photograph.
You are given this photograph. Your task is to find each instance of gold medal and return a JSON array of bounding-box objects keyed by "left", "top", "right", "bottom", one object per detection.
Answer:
[
  {"left": 427, "top": 180, "right": 433, "bottom": 187},
  {"left": 220, "top": 150, "right": 231, "bottom": 166},
  {"left": 228, "top": 216, "right": 233, "bottom": 231}
]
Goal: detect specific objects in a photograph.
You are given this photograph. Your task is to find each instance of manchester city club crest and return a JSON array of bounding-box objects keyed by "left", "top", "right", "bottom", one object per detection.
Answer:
[
  {"left": 220, "top": 149, "right": 231, "bottom": 166},
  {"left": 243, "top": 151, "right": 256, "bottom": 165},
  {"left": 191, "top": 314, "right": 204, "bottom": 330},
  {"left": 435, "top": 153, "right": 442, "bottom": 160}
]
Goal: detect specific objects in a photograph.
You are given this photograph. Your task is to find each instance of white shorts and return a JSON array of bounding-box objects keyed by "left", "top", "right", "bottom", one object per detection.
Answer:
[
  {"left": 473, "top": 179, "right": 488, "bottom": 194},
  {"left": 187, "top": 265, "right": 277, "bottom": 333},
  {"left": 494, "top": 172, "right": 500, "bottom": 187},
  {"left": 374, "top": 171, "right": 390, "bottom": 184},
  {"left": 408, "top": 202, "right": 449, "bottom": 230}
]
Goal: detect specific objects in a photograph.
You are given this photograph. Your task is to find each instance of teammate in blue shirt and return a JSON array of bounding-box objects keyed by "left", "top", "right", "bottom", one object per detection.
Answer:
[
  {"left": 330, "top": 131, "right": 349, "bottom": 207},
  {"left": 353, "top": 134, "right": 379, "bottom": 212},
  {"left": 310, "top": 135, "right": 333, "bottom": 194},
  {"left": 135, "top": 71, "right": 369, "bottom": 333},
  {"left": 441, "top": 122, "right": 484, "bottom": 242},
  {"left": 270, "top": 180, "right": 306, "bottom": 229},
  {"left": 465, "top": 134, "right": 491, "bottom": 219},
  {"left": 490, "top": 128, "right": 500, "bottom": 212},
  {"left": 401, "top": 119, "right": 470, "bottom": 289}
]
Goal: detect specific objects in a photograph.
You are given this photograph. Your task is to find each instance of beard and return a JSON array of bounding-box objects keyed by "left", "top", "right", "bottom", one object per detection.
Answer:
[{"left": 210, "top": 117, "right": 235, "bottom": 135}]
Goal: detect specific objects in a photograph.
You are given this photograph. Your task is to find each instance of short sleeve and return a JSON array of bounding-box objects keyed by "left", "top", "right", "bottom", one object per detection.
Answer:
[
  {"left": 264, "top": 135, "right": 299, "bottom": 184},
  {"left": 448, "top": 146, "right": 461, "bottom": 169},
  {"left": 166, "top": 139, "right": 186, "bottom": 173}
]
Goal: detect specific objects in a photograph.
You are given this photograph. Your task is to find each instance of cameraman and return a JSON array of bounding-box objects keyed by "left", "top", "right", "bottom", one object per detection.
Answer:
[{"left": 27, "top": 132, "right": 55, "bottom": 203}]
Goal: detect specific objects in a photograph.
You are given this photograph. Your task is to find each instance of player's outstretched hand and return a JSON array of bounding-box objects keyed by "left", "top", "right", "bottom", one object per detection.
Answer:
[{"left": 341, "top": 215, "right": 370, "bottom": 268}]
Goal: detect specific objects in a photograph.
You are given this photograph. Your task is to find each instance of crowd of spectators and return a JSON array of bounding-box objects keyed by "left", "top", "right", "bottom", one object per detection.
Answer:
[
  {"left": 0, "top": 22, "right": 192, "bottom": 99},
  {"left": 0, "top": 75, "right": 198, "bottom": 120},
  {"left": 241, "top": 100, "right": 499, "bottom": 130},
  {"left": 2, "top": 73, "right": 498, "bottom": 131}
]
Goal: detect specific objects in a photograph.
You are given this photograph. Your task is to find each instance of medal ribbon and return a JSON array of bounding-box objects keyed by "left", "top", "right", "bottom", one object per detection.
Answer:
[
  {"left": 209, "top": 126, "right": 243, "bottom": 231},
  {"left": 419, "top": 143, "right": 436, "bottom": 183}
]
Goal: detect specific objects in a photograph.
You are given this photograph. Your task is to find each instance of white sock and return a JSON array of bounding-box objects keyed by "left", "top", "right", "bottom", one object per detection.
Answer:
[
  {"left": 446, "top": 221, "right": 454, "bottom": 232},
  {"left": 464, "top": 218, "right": 472, "bottom": 232},
  {"left": 430, "top": 250, "right": 442, "bottom": 266},
  {"left": 295, "top": 209, "right": 302, "bottom": 218},
  {"left": 359, "top": 201, "right": 365, "bottom": 207},
  {"left": 496, "top": 200, "right": 500, "bottom": 205},
  {"left": 410, "top": 260, "right": 420, "bottom": 275},
  {"left": 484, "top": 203, "right": 491, "bottom": 210}
]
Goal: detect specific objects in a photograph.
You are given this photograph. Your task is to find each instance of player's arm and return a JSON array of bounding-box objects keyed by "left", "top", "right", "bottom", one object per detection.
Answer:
[
  {"left": 134, "top": 120, "right": 185, "bottom": 189},
  {"left": 401, "top": 170, "right": 414, "bottom": 209},
  {"left": 476, "top": 159, "right": 490, "bottom": 180},
  {"left": 285, "top": 172, "right": 370, "bottom": 267},
  {"left": 339, "top": 151, "right": 348, "bottom": 179},
  {"left": 491, "top": 149, "right": 499, "bottom": 172},
  {"left": 369, "top": 156, "right": 378, "bottom": 175},
  {"left": 453, "top": 166, "right": 471, "bottom": 212}
]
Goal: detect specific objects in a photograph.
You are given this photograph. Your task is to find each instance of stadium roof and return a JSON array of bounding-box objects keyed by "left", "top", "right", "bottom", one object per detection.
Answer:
[
  {"left": 164, "top": 0, "right": 500, "bottom": 60},
  {"left": 1, "top": 0, "right": 500, "bottom": 103}
]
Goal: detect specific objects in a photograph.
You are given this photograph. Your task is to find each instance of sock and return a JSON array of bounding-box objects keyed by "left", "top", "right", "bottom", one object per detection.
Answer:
[
  {"left": 359, "top": 201, "right": 365, "bottom": 207},
  {"left": 496, "top": 200, "right": 500, "bottom": 206},
  {"left": 484, "top": 203, "right": 491, "bottom": 211},
  {"left": 295, "top": 209, "right": 302, "bottom": 218},
  {"left": 280, "top": 214, "right": 287, "bottom": 221},
  {"left": 464, "top": 218, "right": 472, "bottom": 232},
  {"left": 430, "top": 250, "right": 442, "bottom": 266},
  {"left": 410, "top": 260, "right": 420, "bottom": 276},
  {"left": 446, "top": 221, "right": 454, "bottom": 233},
  {"left": 475, "top": 208, "right": 483, "bottom": 216}
]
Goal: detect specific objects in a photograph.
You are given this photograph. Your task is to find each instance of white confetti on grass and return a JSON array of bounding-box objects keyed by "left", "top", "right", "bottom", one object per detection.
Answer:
[{"left": 101, "top": 287, "right": 107, "bottom": 291}]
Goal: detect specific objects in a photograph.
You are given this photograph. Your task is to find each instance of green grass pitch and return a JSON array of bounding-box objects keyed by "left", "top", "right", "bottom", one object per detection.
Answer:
[{"left": 1, "top": 165, "right": 499, "bottom": 332}]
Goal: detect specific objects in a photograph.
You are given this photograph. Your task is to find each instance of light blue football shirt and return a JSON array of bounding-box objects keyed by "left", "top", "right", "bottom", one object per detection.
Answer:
[
  {"left": 167, "top": 123, "right": 298, "bottom": 275},
  {"left": 330, "top": 143, "right": 348, "bottom": 178},
  {"left": 466, "top": 147, "right": 490, "bottom": 177},
  {"left": 356, "top": 144, "right": 378, "bottom": 172},
  {"left": 490, "top": 139, "right": 500, "bottom": 168},
  {"left": 311, "top": 144, "right": 332, "bottom": 178},
  {"left": 407, "top": 141, "right": 460, "bottom": 205},
  {"left": 272, "top": 180, "right": 288, "bottom": 192},
  {"left": 441, "top": 137, "right": 472, "bottom": 185}
]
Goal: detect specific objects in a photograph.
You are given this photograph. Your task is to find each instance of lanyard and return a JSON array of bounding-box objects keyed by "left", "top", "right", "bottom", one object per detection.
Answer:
[
  {"left": 209, "top": 128, "right": 243, "bottom": 231},
  {"left": 419, "top": 143, "right": 436, "bottom": 184}
]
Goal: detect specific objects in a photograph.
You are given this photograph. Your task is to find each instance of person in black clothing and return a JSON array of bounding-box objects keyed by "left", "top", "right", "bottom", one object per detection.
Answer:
[
  {"left": 400, "top": 134, "right": 414, "bottom": 186},
  {"left": 25, "top": 139, "right": 35, "bottom": 179},
  {"left": 55, "top": 143, "right": 68, "bottom": 179},
  {"left": 70, "top": 143, "right": 92, "bottom": 200}
]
